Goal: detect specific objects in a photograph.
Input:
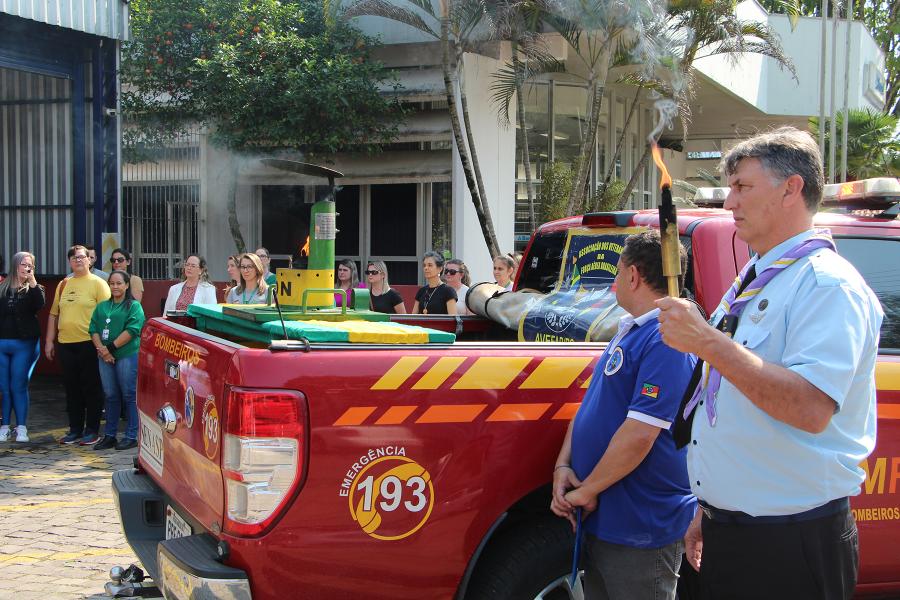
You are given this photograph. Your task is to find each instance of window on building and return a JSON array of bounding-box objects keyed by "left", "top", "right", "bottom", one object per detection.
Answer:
[
  {"left": 552, "top": 84, "right": 588, "bottom": 168},
  {"left": 642, "top": 109, "right": 654, "bottom": 209},
  {"left": 431, "top": 182, "right": 453, "bottom": 257},
  {"left": 122, "top": 184, "right": 199, "bottom": 279},
  {"left": 369, "top": 184, "right": 419, "bottom": 285}
]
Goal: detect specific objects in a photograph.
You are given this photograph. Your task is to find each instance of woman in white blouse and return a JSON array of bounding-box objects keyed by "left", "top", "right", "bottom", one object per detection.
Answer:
[
  {"left": 444, "top": 258, "right": 471, "bottom": 315},
  {"left": 163, "top": 255, "right": 218, "bottom": 315}
]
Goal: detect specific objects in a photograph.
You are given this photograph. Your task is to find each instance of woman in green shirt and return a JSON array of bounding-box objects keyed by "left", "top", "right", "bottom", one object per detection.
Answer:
[{"left": 89, "top": 271, "right": 145, "bottom": 450}]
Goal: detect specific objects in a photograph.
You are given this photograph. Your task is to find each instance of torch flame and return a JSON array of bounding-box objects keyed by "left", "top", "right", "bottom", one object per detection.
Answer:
[
  {"left": 300, "top": 236, "right": 310, "bottom": 257},
  {"left": 651, "top": 142, "right": 673, "bottom": 189}
]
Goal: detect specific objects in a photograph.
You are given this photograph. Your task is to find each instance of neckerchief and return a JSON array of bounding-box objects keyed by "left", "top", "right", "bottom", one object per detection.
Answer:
[{"left": 683, "top": 229, "right": 836, "bottom": 426}]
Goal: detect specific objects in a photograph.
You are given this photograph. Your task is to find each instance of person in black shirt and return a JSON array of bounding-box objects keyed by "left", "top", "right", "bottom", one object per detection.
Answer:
[
  {"left": 412, "top": 251, "right": 457, "bottom": 315},
  {"left": 0, "top": 251, "right": 45, "bottom": 443},
  {"left": 366, "top": 261, "right": 406, "bottom": 314}
]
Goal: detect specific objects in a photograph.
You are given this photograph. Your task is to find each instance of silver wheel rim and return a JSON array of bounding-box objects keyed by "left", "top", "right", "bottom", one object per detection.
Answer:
[{"left": 533, "top": 570, "right": 584, "bottom": 600}]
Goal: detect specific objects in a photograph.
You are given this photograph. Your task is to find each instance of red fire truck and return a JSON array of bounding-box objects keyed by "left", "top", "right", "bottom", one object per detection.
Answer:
[{"left": 112, "top": 177, "right": 900, "bottom": 599}]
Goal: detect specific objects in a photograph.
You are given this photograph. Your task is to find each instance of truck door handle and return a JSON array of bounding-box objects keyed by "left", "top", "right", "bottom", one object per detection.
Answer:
[{"left": 157, "top": 405, "right": 178, "bottom": 434}]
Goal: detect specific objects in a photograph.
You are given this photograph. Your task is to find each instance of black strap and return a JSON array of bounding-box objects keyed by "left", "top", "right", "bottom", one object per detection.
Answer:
[{"left": 672, "top": 265, "right": 757, "bottom": 448}]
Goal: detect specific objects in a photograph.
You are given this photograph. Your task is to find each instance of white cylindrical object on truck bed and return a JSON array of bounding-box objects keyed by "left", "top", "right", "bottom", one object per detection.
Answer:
[{"left": 467, "top": 282, "right": 544, "bottom": 331}]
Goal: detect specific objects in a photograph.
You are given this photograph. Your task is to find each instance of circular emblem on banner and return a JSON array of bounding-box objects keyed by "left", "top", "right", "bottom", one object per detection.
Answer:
[
  {"left": 347, "top": 455, "right": 434, "bottom": 541},
  {"left": 545, "top": 308, "right": 576, "bottom": 333},
  {"left": 201, "top": 396, "right": 219, "bottom": 459},
  {"left": 184, "top": 387, "right": 195, "bottom": 429},
  {"left": 604, "top": 347, "right": 624, "bottom": 376}
]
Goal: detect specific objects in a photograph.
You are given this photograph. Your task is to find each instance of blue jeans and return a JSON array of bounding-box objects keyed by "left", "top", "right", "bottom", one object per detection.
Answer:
[
  {"left": 0, "top": 337, "right": 40, "bottom": 427},
  {"left": 98, "top": 353, "right": 138, "bottom": 440}
]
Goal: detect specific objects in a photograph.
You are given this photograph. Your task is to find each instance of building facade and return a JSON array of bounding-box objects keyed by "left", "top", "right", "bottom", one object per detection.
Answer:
[
  {"left": 119, "top": 0, "right": 886, "bottom": 285},
  {"left": 0, "top": 1, "right": 127, "bottom": 275}
]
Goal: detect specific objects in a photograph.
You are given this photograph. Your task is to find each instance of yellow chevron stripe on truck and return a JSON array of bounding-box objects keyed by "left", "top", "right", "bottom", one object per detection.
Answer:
[{"left": 370, "top": 356, "right": 595, "bottom": 391}]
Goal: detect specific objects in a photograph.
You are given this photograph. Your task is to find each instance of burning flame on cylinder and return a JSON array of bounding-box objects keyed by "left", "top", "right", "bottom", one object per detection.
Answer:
[
  {"left": 300, "top": 236, "right": 310, "bottom": 257},
  {"left": 651, "top": 142, "right": 672, "bottom": 189}
]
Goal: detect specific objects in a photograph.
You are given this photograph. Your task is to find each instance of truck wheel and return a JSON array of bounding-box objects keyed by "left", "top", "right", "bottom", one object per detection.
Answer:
[{"left": 465, "top": 517, "right": 576, "bottom": 600}]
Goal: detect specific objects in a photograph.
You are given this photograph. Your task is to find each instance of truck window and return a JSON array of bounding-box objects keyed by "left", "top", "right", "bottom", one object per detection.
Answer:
[
  {"left": 834, "top": 237, "right": 900, "bottom": 351},
  {"left": 517, "top": 230, "right": 567, "bottom": 293},
  {"left": 518, "top": 229, "right": 698, "bottom": 298}
]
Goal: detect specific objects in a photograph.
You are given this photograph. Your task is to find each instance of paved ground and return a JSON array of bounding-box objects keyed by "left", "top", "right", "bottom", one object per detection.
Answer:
[{"left": 0, "top": 376, "right": 148, "bottom": 600}]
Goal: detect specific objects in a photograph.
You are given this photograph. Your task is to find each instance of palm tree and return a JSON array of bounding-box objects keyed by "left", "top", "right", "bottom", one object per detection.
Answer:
[
  {"left": 543, "top": 0, "right": 671, "bottom": 216},
  {"left": 342, "top": 0, "right": 501, "bottom": 257},
  {"left": 616, "top": 0, "right": 797, "bottom": 207},
  {"left": 810, "top": 108, "right": 900, "bottom": 179},
  {"left": 489, "top": 0, "right": 564, "bottom": 232},
  {"left": 489, "top": 0, "right": 673, "bottom": 217}
]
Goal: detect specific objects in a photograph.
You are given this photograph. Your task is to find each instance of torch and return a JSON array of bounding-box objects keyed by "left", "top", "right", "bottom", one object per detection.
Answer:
[{"left": 651, "top": 142, "right": 681, "bottom": 297}]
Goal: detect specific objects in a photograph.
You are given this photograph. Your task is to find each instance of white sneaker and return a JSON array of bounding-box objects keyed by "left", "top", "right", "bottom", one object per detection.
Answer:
[
  {"left": 15, "top": 426, "right": 28, "bottom": 443},
  {"left": 0, "top": 426, "right": 8, "bottom": 442}
]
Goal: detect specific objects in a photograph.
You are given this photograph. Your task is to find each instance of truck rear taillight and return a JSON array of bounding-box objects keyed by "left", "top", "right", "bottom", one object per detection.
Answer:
[{"left": 222, "top": 387, "right": 308, "bottom": 537}]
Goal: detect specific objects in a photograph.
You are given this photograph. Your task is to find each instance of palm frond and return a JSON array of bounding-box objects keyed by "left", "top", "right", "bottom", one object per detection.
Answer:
[
  {"left": 489, "top": 49, "right": 565, "bottom": 124},
  {"left": 342, "top": 0, "right": 439, "bottom": 38}
]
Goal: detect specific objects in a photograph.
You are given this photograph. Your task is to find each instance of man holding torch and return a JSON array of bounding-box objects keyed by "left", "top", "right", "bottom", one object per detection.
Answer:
[
  {"left": 551, "top": 229, "right": 696, "bottom": 600},
  {"left": 657, "top": 127, "right": 883, "bottom": 599}
]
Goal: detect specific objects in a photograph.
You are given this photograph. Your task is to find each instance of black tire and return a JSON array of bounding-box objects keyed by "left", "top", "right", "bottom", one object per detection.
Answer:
[{"left": 465, "top": 517, "right": 575, "bottom": 600}]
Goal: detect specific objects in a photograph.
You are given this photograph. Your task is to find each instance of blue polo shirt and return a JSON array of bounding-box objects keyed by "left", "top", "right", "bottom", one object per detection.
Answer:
[{"left": 571, "top": 308, "right": 697, "bottom": 548}]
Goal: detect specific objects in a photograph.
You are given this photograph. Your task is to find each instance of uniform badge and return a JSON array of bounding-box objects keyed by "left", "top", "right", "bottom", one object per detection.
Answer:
[
  {"left": 758, "top": 299, "right": 768, "bottom": 311},
  {"left": 604, "top": 347, "right": 624, "bottom": 376},
  {"left": 749, "top": 312, "right": 764, "bottom": 323}
]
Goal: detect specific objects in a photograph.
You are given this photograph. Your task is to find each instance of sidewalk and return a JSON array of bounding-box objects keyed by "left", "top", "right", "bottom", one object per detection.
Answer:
[{"left": 0, "top": 376, "right": 145, "bottom": 600}]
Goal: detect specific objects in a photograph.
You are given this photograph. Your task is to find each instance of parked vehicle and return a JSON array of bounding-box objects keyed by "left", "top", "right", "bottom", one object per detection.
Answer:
[{"left": 113, "top": 177, "right": 900, "bottom": 599}]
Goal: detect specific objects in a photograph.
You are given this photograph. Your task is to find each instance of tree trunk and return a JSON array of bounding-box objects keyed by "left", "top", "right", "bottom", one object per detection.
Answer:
[
  {"left": 223, "top": 159, "right": 246, "bottom": 254},
  {"left": 458, "top": 51, "right": 495, "bottom": 244},
  {"left": 440, "top": 13, "right": 500, "bottom": 258},
  {"left": 618, "top": 142, "right": 652, "bottom": 210},
  {"left": 513, "top": 45, "right": 536, "bottom": 232},
  {"left": 602, "top": 86, "right": 641, "bottom": 190},
  {"left": 566, "top": 53, "right": 609, "bottom": 216}
]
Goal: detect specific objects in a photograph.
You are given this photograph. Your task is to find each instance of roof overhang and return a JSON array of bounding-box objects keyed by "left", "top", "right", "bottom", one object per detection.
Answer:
[{"left": 1, "top": 0, "right": 129, "bottom": 41}]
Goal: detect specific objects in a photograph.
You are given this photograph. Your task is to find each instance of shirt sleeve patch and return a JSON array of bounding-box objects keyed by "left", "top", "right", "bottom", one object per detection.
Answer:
[{"left": 641, "top": 383, "right": 660, "bottom": 398}]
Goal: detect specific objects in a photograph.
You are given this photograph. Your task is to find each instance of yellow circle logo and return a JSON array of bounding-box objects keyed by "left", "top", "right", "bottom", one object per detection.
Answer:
[
  {"left": 348, "top": 456, "right": 434, "bottom": 541},
  {"left": 201, "top": 398, "right": 219, "bottom": 459}
]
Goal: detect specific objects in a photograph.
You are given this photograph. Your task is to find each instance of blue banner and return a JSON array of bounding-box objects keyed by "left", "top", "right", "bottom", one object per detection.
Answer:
[{"left": 519, "top": 228, "right": 639, "bottom": 342}]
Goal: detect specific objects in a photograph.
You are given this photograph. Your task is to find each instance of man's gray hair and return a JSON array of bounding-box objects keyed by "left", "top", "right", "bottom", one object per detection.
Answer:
[{"left": 720, "top": 127, "right": 824, "bottom": 212}]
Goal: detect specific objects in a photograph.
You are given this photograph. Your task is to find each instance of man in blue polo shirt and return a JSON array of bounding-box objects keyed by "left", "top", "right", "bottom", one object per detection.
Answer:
[{"left": 551, "top": 230, "right": 696, "bottom": 599}]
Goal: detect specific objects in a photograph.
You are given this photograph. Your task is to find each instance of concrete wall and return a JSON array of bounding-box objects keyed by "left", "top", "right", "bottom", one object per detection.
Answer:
[
  {"left": 453, "top": 52, "right": 516, "bottom": 285},
  {"left": 695, "top": 0, "right": 885, "bottom": 117}
]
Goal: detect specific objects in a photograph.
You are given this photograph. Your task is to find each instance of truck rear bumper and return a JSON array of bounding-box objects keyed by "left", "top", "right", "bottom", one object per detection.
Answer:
[{"left": 113, "top": 468, "right": 252, "bottom": 599}]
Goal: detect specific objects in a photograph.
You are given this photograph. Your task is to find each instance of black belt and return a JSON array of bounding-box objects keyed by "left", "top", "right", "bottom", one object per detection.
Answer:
[{"left": 699, "top": 497, "right": 849, "bottom": 525}]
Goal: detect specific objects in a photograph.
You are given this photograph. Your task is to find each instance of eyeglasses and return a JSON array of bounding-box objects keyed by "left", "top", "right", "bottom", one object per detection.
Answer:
[
  {"left": 256, "top": 254, "right": 268, "bottom": 259},
  {"left": 70, "top": 255, "right": 87, "bottom": 262},
  {"left": 184, "top": 263, "right": 200, "bottom": 269},
  {"left": 444, "top": 269, "right": 460, "bottom": 275},
  {"left": 240, "top": 264, "right": 255, "bottom": 271},
  {"left": 111, "top": 257, "right": 127, "bottom": 263},
  {"left": 364, "top": 270, "right": 380, "bottom": 275}
]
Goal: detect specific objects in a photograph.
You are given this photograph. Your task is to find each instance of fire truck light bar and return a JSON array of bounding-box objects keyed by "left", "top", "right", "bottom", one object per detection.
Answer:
[
  {"left": 822, "top": 177, "right": 900, "bottom": 206},
  {"left": 693, "top": 178, "right": 900, "bottom": 211}
]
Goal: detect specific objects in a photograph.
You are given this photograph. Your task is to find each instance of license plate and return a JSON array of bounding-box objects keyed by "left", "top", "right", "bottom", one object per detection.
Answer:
[
  {"left": 165, "top": 505, "right": 192, "bottom": 540},
  {"left": 139, "top": 412, "right": 164, "bottom": 477}
]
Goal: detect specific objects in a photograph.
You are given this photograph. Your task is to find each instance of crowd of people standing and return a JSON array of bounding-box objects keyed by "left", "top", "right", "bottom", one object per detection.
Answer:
[{"left": 0, "top": 245, "right": 146, "bottom": 449}]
